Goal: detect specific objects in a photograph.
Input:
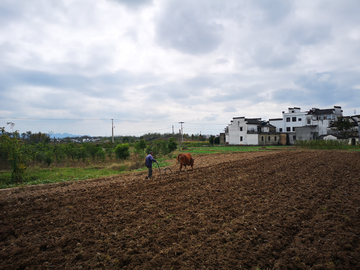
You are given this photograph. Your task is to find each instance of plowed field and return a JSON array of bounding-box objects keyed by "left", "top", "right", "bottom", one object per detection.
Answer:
[{"left": 1, "top": 150, "right": 360, "bottom": 269}]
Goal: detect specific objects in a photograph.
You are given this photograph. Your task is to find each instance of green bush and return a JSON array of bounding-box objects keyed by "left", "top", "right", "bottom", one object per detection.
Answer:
[
  {"left": 76, "top": 146, "right": 88, "bottom": 162},
  {"left": 105, "top": 147, "right": 114, "bottom": 160},
  {"left": 53, "top": 145, "right": 66, "bottom": 163},
  {"left": 168, "top": 138, "right": 177, "bottom": 152},
  {"left": 134, "top": 139, "right": 147, "bottom": 152},
  {"left": 84, "top": 143, "right": 99, "bottom": 161},
  {"left": 65, "top": 143, "right": 77, "bottom": 160},
  {"left": 0, "top": 130, "right": 27, "bottom": 183},
  {"left": 295, "top": 139, "right": 349, "bottom": 149},
  {"left": 96, "top": 148, "right": 106, "bottom": 162},
  {"left": 145, "top": 144, "right": 160, "bottom": 157},
  {"left": 115, "top": 143, "right": 130, "bottom": 160},
  {"left": 45, "top": 151, "right": 53, "bottom": 166}
]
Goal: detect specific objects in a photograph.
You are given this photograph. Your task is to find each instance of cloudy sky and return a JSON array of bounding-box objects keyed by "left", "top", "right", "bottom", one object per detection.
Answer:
[{"left": 1, "top": 0, "right": 359, "bottom": 137}]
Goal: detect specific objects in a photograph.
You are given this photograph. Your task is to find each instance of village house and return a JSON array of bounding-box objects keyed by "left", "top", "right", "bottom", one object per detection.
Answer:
[
  {"left": 269, "top": 106, "right": 343, "bottom": 144},
  {"left": 225, "top": 117, "right": 282, "bottom": 146},
  {"left": 225, "top": 105, "right": 352, "bottom": 145}
]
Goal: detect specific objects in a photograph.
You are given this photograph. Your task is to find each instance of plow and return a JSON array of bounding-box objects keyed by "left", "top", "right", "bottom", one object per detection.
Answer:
[{"left": 156, "top": 163, "right": 173, "bottom": 175}]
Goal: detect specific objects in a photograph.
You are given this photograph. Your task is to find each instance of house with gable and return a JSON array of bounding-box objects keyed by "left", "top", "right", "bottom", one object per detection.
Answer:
[
  {"left": 225, "top": 117, "right": 280, "bottom": 145},
  {"left": 225, "top": 105, "right": 345, "bottom": 145},
  {"left": 268, "top": 106, "right": 343, "bottom": 144}
]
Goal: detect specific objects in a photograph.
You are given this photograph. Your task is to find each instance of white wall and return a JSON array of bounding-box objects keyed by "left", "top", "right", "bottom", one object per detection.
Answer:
[
  {"left": 269, "top": 119, "right": 283, "bottom": 132},
  {"left": 247, "top": 134, "right": 259, "bottom": 145}
]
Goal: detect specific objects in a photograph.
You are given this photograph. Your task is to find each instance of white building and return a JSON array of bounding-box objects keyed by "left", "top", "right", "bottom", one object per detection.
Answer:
[
  {"left": 225, "top": 117, "right": 279, "bottom": 145},
  {"left": 269, "top": 106, "right": 343, "bottom": 144},
  {"left": 269, "top": 107, "right": 308, "bottom": 133},
  {"left": 225, "top": 106, "right": 344, "bottom": 145}
]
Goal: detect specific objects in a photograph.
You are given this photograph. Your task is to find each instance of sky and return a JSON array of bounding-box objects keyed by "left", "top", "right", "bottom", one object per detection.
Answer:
[{"left": 1, "top": 0, "right": 360, "bottom": 137}]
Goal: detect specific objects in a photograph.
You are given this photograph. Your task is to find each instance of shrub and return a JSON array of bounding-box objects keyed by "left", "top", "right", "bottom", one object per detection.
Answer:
[
  {"left": 134, "top": 139, "right": 147, "bottom": 153},
  {"left": 115, "top": 144, "right": 130, "bottom": 160},
  {"left": 76, "top": 146, "right": 88, "bottom": 162},
  {"left": 65, "top": 143, "right": 77, "bottom": 160},
  {"left": 85, "top": 143, "right": 99, "bottom": 161},
  {"left": 145, "top": 144, "right": 159, "bottom": 157},
  {"left": 96, "top": 148, "right": 106, "bottom": 162},
  {"left": 53, "top": 145, "right": 66, "bottom": 163},
  {"left": 35, "top": 151, "right": 46, "bottom": 163},
  {"left": 159, "top": 140, "right": 169, "bottom": 156},
  {"left": 168, "top": 138, "right": 177, "bottom": 152},
  {"left": 0, "top": 129, "right": 27, "bottom": 183},
  {"left": 45, "top": 151, "right": 53, "bottom": 166}
]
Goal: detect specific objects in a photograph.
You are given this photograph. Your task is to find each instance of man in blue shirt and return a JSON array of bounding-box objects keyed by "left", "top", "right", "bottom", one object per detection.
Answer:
[{"left": 145, "top": 151, "right": 158, "bottom": 179}]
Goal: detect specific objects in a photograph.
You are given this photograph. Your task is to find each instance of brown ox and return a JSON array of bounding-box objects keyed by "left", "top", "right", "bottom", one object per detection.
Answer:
[{"left": 176, "top": 153, "right": 194, "bottom": 172}]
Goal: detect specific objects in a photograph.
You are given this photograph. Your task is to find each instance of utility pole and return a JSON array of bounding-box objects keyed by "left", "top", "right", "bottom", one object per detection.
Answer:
[
  {"left": 111, "top": 119, "right": 114, "bottom": 143},
  {"left": 179, "top": 122, "right": 184, "bottom": 142}
]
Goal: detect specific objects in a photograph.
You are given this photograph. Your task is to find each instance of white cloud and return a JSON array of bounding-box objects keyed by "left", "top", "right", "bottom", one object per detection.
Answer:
[{"left": 0, "top": 0, "right": 359, "bottom": 136}]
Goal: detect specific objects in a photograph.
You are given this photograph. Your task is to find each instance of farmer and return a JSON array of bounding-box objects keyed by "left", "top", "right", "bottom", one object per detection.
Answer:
[{"left": 145, "top": 151, "right": 158, "bottom": 179}]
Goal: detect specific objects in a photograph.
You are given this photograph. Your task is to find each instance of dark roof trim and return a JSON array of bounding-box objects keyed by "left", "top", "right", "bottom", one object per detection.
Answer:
[{"left": 269, "top": 118, "right": 283, "bottom": 121}]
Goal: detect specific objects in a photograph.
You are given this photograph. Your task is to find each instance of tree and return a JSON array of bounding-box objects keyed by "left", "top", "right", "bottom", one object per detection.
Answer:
[
  {"left": 53, "top": 145, "right": 66, "bottom": 163},
  {"left": 65, "top": 143, "right": 77, "bottom": 160},
  {"left": 105, "top": 147, "right": 114, "bottom": 160},
  {"left": 168, "top": 138, "right": 177, "bottom": 152},
  {"left": 76, "top": 146, "right": 88, "bottom": 162},
  {"left": 95, "top": 148, "right": 106, "bottom": 162},
  {"left": 134, "top": 139, "right": 147, "bottom": 152},
  {"left": 159, "top": 140, "right": 169, "bottom": 156},
  {"left": 115, "top": 144, "right": 130, "bottom": 160},
  {"left": 335, "top": 117, "right": 353, "bottom": 137},
  {"left": 84, "top": 143, "right": 99, "bottom": 161},
  {"left": 145, "top": 144, "right": 160, "bottom": 157},
  {"left": 0, "top": 128, "right": 27, "bottom": 183}
]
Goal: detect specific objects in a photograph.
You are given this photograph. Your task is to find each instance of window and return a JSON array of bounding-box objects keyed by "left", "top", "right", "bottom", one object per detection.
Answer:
[
  {"left": 292, "top": 117, "right": 296, "bottom": 122},
  {"left": 298, "top": 118, "right": 302, "bottom": 121},
  {"left": 240, "top": 127, "right": 243, "bottom": 131},
  {"left": 286, "top": 127, "right": 291, "bottom": 132},
  {"left": 293, "top": 135, "right": 296, "bottom": 140},
  {"left": 268, "top": 136, "right": 271, "bottom": 141},
  {"left": 292, "top": 127, "right": 296, "bottom": 132},
  {"left": 286, "top": 117, "right": 290, "bottom": 122},
  {"left": 307, "top": 118, "right": 311, "bottom": 124},
  {"left": 274, "top": 136, "right": 277, "bottom": 141},
  {"left": 261, "top": 136, "right": 264, "bottom": 141},
  {"left": 279, "top": 128, "right": 283, "bottom": 132},
  {"left": 240, "top": 136, "right": 243, "bottom": 141}
]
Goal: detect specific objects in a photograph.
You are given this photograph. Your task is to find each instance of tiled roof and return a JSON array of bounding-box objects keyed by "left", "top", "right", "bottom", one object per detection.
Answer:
[
  {"left": 269, "top": 118, "right": 283, "bottom": 121},
  {"left": 307, "top": 108, "right": 335, "bottom": 115},
  {"left": 245, "top": 119, "right": 262, "bottom": 125}
]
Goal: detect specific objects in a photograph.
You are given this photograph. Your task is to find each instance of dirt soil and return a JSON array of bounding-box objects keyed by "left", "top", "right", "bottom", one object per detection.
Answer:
[{"left": 1, "top": 150, "right": 360, "bottom": 269}]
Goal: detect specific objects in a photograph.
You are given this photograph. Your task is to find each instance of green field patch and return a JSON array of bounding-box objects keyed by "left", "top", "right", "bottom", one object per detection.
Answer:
[{"left": 0, "top": 158, "right": 172, "bottom": 189}]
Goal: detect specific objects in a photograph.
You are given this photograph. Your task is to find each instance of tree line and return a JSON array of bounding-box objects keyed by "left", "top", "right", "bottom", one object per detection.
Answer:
[{"left": 0, "top": 128, "right": 178, "bottom": 184}]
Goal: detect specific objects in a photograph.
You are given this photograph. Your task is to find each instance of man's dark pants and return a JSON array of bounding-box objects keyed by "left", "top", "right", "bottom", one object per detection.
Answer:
[{"left": 147, "top": 166, "right": 152, "bottom": 179}]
